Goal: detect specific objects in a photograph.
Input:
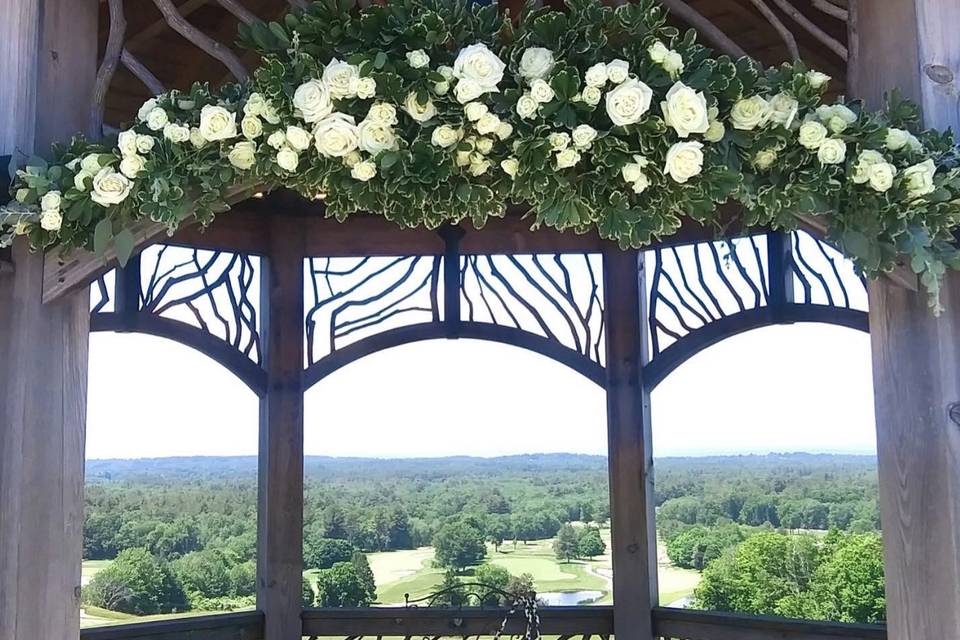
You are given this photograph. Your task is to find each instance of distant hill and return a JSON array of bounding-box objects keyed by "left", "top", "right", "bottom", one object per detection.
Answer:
[{"left": 85, "top": 451, "right": 874, "bottom": 481}]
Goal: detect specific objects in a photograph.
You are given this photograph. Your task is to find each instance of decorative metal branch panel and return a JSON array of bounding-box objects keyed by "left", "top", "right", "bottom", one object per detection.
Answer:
[
  {"left": 89, "top": 245, "right": 266, "bottom": 394},
  {"left": 302, "top": 229, "right": 607, "bottom": 389},
  {"left": 642, "top": 230, "right": 869, "bottom": 390}
]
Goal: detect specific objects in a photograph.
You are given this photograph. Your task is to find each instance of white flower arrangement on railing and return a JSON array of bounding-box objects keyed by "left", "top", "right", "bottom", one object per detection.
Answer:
[{"left": 3, "top": 0, "right": 959, "bottom": 310}]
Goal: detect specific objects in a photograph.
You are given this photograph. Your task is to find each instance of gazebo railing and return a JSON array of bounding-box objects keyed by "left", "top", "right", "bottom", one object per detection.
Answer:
[{"left": 76, "top": 607, "right": 886, "bottom": 640}]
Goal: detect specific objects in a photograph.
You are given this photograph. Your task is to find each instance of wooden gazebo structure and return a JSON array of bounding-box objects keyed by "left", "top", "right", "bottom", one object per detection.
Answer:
[{"left": 1, "top": 2, "right": 958, "bottom": 640}]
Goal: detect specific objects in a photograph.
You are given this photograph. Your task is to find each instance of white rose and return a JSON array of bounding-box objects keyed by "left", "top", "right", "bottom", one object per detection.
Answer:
[
  {"left": 730, "top": 96, "right": 771, "bottom": 131},
  {"left": 277, "top": 126, "right": 305, "bottom": 152},
  {"left": 314, "top": 113, "right": 361, "bottom": 158},
  {"left": 906, "top": 133, "right": 923, "bottom": 153},
  {"left": 343, "top": 151, "right": 362, "bottom": 168},
  {"left": 262, "top": 103, "right": 280, "bottom": 125},
  {"left": 664, "top": 141, "right": 704, "bottom": 183},
  {"left": 501, "top": 157, "right": 519, "bottom": 177},
  {"left": 433, "top": 81, "right": 450, "bottom": 96},
  {"left": 293, "top": 80, "right": 333, "bottom": 124},
  {"left": 351, "top": 160, "right": 377, "bottom": 182},
  {"left": 431, "top": 125, "right": 461, "bottom": 148},
  {"left": 40, "top": 208, "right": 63, "bottom": 232},
  {"left": 403, "top": 92, "right": 437, "bottom": 123},
  {"left": 806, "top": 70, "right": 831, "bottom": 89},
  {"left": 454, "top": 79, "right": 485, "bottom": 104},
  {"left": 406, "top": 49, "right": 430, "bottom": 69},
  {"left": 267, "top": 131, "right": 287, "bottom": 150},
  {"left": 90, "top": 167, "right": 133, "bottom": 206},
  {"left": 475, "top": 138, "right": 494, "bottom": 155},
  {"left": 530, "top": 78, "right": 555, "bottom": 104},
  {"left": 163, "top": 123, "right": 191, "bottom": 144},
  {"left": 353, "top": 77, "right": 377, "bottom": 100},
  {"left": 137, "top": 98, "right": 158, "bottom": 122},
  {"left": 476, "top": 113, "right": 501, "bottom": 136},
  {"left": 605, "top": 78, "right": 653, "bottom": 126},
  {"left": 585, "top": 63, "right": 608, "bottom": 87},
  {"left": 357, "top": 119, "right": 397, "bottom": 156},
  {"left": 660, "top": 82, "right": 709, "bottom": 138},
  {"left": 465, "top": 102, "right": 488, "bottom": 122},
  {"left": 648, "top": 41, "right": 669, "bottom": 64},
  {"left": 81, "top": 154, "right": 103, "bottom": 174},
  {"left": 852, "top": 149, "right": 886, "bottom": 183},
  {"left": 798, "top": 120, "right": 828, "bottom": 150},
  {"left": 549, "top": 132, "right": 571, "bottom": 151},
  {"left": 572, "top": 124, "right": 597, "bottom": 149},
  {"left": 769, "top": 93, "right": 799, "bottom": 129},
  {"left": 188, "top": 127, "right": 206, "bottom": 148},
  {"left": 519, "top": 47, "right": 555, "bottom": 82},
  {"left": 554, "top": 148, "right": 581, "bottom": 169},
  {"left": 453, "top": 43, "right": 506, "bottom": 92},
  {"left": 73, "top": 170, "right": 91, "bottom": 192},
  {"left": 754, "top": 148, "right": 778, "bottom": 170},
  {"left": 495, "top": 122, "right": 513, "bottom": 140},
  {"left": 118, "top": 130, "right": 138, "bottom": 156},
  {"left": 885, "top": 128, "right": 911, "bottom": 151},
  {"left": 662, "top": 51, "right": 684, "bottom": 78},
  {"left": 323, "top": 58, "right": 359, "bottom": 99},
  {"left": 606, "top": 59, "right": 630, "bottom": 84},
  {"left": 146, "top": 107, "right": 169, "bottom": 131},
  {"left": 227, "top": 141, "right": 257, "bottom": 170},
  {"left": 817, "top": 104, "right": 857, "bottom": 133},
  {"left": 367, "top": 102, "right": 398, "bottom": 126},
  {"left": 40, "top": 190, "right": 62, "bottom": 211},
  {"left": 241, "top": 116, "right": 263, "bottom": 140},
  {"left": 704, "top": 120, "right": 725, "bottom": 143},
  {"left": 119, "top": 154, "right": 146, "bottom": 179},
  {"left": 817, "top": 138, "right": 847, "bottom": 165},
  {"left": 516, "top": 93, "right": 539, "bottom": 119},
  {"left": 244, "top": 92, "right": 267, "bottom": 116},
  {"left": 632, "top": 173, "right": 651, "bottom": 194},
  {"left": 136, "top": 135, "right": 156, "bottom": 154},
  {"left": 437, "top": 65, "right": 454, "bottom": 81},
  {"left": 868, "top": 162, "right": 897, "bottom": 193},
  {"left": 581, "top": 86, "right": 602, "bottom": 106},
  {"left": 456, "top": 150, "right": 472, "bottom": 167},
  {"left": 622, "top": 157, "right": 646, "bottom": 183},
  {"left": 469, "top": 158, "right": 491, "bottom": 176},
  {"left": 199, "top": 104, "right": 238, "bottom": 141},
  {"left": 276, "top": 147, "right": 299, "bottom": 172},
  {"left": 902, "top": 159, "right": 937, "bottom": 199}
]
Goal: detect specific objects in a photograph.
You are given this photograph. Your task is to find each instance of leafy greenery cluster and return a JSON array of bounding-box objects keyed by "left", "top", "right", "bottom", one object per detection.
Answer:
[{"left": 3, "top": 0, "right": 960, "bottom": 308}]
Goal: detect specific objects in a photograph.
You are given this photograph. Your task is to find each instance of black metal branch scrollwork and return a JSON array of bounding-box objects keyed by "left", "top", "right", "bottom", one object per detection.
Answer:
[
  {"left": 460, "top": 254, "right": 606, "bottom": 366},
  {"left": 90, "top": 271, "right": 115, "bottom": 314},
  {"left": 305, "top": 256, "right": 442, "bottom": 365},
  {"left": 404, "top": 583, "right": 542, "bottom": 640}
]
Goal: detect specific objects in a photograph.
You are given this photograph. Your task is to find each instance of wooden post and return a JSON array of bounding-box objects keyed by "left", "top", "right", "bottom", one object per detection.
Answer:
[
  {"left": 257, "top": 215, "right": 306, "bottom": 640},
  {"left": 851, "top": 2, "right": 960, "bottom": 639},
  {"left": 602, "top": 249, "right": 657, "bottom": 640},
  {"left": 0, "top": 2, "right": 97, "bottom": 640}
]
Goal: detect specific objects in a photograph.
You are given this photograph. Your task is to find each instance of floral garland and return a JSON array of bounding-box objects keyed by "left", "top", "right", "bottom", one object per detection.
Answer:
[{"left": 4, "top": 0, "right": 960, "bottom": 309}]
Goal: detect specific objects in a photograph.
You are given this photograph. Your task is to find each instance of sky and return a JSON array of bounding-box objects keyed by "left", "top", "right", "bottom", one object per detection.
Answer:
[{"left": 85, "top": 321, "right": 877, "bottom": 460}]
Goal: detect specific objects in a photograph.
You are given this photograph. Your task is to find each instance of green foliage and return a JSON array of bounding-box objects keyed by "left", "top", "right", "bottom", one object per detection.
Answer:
[
  {"left": 553, "top": 523, "right": 581, "bottom": 562},
  {"left": 433, "top": 521, "right": 487, "bottom": 571},
  {"left": 577, "top": 525, "right": 606, "bottom": 559},
  {"left": 314, "top": 561, "right": 376, "bottom": 607},
  {"left": 6, "top": 0, "right": 960, "bottom": 310},
  {"left": 83, "top": 547, "right": 188, "bottom": 615},
  {"left": 302, "top": 575, "right": 315, "bottom": 607},
  {"left": 304, "top": 536, "right": 356, "bottom": 570},
  {"left": 665, "top": 523, "right": 744, "bottom": 570}
]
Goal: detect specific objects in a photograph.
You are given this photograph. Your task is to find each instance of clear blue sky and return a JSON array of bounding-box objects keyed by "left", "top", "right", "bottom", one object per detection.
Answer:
[{"left": 86, "top": 322, "right": 877, "bottom": 459}]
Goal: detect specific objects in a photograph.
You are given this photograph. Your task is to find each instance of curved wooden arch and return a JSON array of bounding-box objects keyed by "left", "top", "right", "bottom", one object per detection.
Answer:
[
  {"left": 303, "top": 321, "right": 607, "bottom": 390},
  {"left": 642, "top": 303, "right": 869, "bottom": 391}
]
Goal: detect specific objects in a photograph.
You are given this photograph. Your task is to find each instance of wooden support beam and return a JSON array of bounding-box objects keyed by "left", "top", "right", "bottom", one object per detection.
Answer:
[
  {"left": 0, "top": 2, "right": 97, "bottom": 640},
  {"left": 256, "top": 214, "right": 305, "bottom": 640},
  {"left": 602, "top": 249, "right": 657, "bottom": 640},
  {"left": 851, "top": 2, "right": 960, "bottom": 639}
]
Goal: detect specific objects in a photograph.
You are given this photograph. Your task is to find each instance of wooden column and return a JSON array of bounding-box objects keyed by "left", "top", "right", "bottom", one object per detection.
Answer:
[
  {"left": 0, "top": 2, "right": 97, "bottom": 640},
  {"left": 257, "top": 215, "right": 306, "bottom": 640},
  {"left": 851, "top": 2, "right": 960, "bottom": 639},
  {"left": 602, "top": 249, "right": 657, "bottom": 640}
]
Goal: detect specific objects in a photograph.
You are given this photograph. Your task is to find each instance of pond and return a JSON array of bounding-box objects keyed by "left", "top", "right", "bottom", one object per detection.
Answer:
[{"left": 538, "top": 590, "right": 604, "bottom": 606}]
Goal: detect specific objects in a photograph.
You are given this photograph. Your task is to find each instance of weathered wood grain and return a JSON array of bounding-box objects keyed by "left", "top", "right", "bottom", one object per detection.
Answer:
[
  {"left": 603, "top": 249, "right": 657, "bottom": 640},
  {"left": 852, "top": 3, "right": 960, "bottom": 640},
  {"left": 653, "top": 606, "right": 887, "bottom": 640},
  {"left": 78, "top": 611, "right": 263, "bottom": 640}
]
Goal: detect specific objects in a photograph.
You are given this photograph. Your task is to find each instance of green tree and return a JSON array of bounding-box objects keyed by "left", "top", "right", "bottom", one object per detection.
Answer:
[
  {"left": 171, "top": 549, "right": 233, "bottom": 602},
  {"left": 314, "top": 562, "right": 375, "bottom": 607},
  {"left": 302, "top": 575, "right": 315, "bottom": 607},
  {"left": 474, "top": 563, "right": 512, "bottom": 606},
  {"left": 83, "top": 547, "right": 188, "bottom": 615},
  {"left": 553, "top": 524, "right": 580, "bottom": 563},
  {"left": 351, "top": 550, "right": 377, "bottom": 603},
  {"left": 304, "top": 537, "right": 356, "bottom": 570},
  {"left": 807, "top": 533, "right": 886, "bottom": 623},
  {"left": 577, "top": 526, "right": 605, "bottom": 559},
  {"left": 433, "top": 522, "right": 486, "bottom": 572},
  {"left": 431, "top": 569, "right": 467, "bottom": 607}
]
